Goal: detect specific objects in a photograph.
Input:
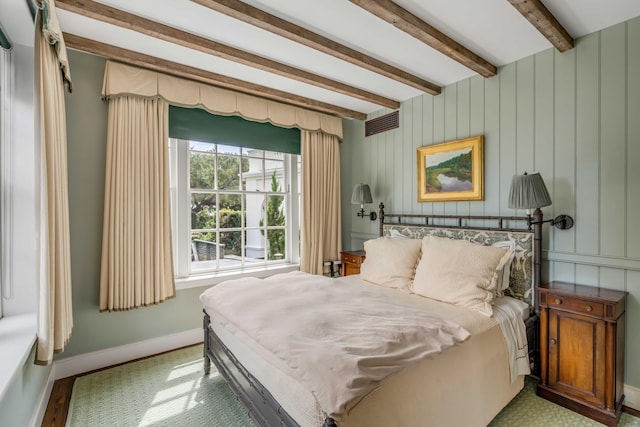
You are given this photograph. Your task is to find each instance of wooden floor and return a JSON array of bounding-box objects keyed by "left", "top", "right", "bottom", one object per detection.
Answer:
[
  {"left": 41, "top": 376, "right": 76, "bottom": 427},
  {"left": 627, "top": 406, "right": 640, "bottom": 419}
]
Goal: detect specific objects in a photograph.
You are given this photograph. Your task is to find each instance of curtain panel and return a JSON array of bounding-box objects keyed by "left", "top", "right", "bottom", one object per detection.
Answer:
[
  {"left": 101, "top": 61, "right": 343, "bottom": 140},
  {"left": 34, "top": 0, "right": 73, "bottom": 365},
  {"left": 101, "top": 61, "right": 344, "bottom": 278},
  {"left": 300, "top": 131, "right": 342, "bottom": 274},
  {"left": 99, "top": 96, "right": 175, "bottom": 311}
]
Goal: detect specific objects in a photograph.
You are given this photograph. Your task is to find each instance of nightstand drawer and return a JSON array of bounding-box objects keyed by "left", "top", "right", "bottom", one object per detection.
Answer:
[
  {"left": 547, "top": 294, "right": 604, "bottom": 316},
  {"left": 342, "top": 254, "right": 364, "bottom": 265},
  {"left": 340, "top": 250, "right": 366, "bottom": 276}
]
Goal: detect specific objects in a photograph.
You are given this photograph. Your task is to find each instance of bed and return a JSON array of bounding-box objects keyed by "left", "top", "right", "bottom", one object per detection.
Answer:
[{"left": 201, "top": 204, "right": 542, "bottom": 427}]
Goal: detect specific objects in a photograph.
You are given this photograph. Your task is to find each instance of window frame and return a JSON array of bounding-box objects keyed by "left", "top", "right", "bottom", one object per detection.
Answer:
[
  {"left": 169, "top": 138, "right": 300, "bottom": 288},
  {"left": 0, "top": 46, "right": 14, "bottom": 318}
]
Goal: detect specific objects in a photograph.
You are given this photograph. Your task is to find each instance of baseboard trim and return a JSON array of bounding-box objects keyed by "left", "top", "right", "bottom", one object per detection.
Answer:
[
  {"left": 53, "top": 328, "right": 203, "bottom": 380},
  {"left": 624, "top": 384, "right": 640, "bottom": 412}
]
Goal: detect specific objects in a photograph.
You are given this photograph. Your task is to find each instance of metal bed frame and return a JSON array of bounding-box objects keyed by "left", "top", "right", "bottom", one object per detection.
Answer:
[{"left": 202, "top": 203, "right": 542, "bottom": 427}]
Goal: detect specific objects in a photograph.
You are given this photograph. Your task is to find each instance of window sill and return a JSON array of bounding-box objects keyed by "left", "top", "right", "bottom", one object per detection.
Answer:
[
  {"left": 176, "top": 263, "right": 300, "bottom": 290},
  {"left": 0, "top": 312, "right": 37, "bottom": 402}
]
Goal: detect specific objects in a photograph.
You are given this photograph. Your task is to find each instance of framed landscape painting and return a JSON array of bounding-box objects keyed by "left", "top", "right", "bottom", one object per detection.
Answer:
[{"left": 417, "top": 136, "right": 484, "bottom": 202}]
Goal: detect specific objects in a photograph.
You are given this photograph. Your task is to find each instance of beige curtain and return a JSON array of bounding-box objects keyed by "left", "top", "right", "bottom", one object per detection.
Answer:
[
  {"left": 300, "top": 131, "right": 342, "bottom": 274},
  {"left": 101, "top": 61, "right": 343, "bottom": 140},
  {"left": 99, "top": 96, "right": 175, "bottom": 311},
  {"left": 34, "top": 0, "right": 73, "bottom": 365}
]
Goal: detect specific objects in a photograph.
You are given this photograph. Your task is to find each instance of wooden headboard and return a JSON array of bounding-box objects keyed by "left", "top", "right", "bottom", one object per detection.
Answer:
[{"left": 377, "top": 203, "right": 543, "bottom": 310}]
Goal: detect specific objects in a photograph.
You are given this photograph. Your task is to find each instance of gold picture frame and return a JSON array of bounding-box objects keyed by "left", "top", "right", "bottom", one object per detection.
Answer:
[{"left": 417, "top": 136, "right": 484, "bottom": 202}]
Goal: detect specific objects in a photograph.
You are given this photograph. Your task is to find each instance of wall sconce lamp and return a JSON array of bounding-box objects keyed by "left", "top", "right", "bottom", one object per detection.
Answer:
[
  {"left": 351, "top": 183, "right": 377, "bottom": 221},
  {"left": 508, "top": 172, "right": 574, "bottom": 230}
]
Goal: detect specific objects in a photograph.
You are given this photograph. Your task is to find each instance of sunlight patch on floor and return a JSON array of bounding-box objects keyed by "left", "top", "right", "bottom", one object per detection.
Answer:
[
  {"left": 141, "top": 361, "right": 204, "bottom": 425},
  {"left": 166, "top": 359, "right": 201, "bottom": 381}
]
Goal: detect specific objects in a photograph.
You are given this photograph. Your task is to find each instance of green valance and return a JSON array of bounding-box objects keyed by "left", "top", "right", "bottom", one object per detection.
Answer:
[{"left": 169, "top": 106, "right": 300, "bottom": 155}]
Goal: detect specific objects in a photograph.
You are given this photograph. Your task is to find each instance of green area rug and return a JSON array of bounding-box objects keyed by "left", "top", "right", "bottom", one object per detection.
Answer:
[
  {"left": 66, "top": 345, "right": 253, "bottom": 427},
  {"left": 67, "top": 345, "right": 640, "bottom": 427},
  {"left": 490, "top": 377, "right": 640, "bottom": 427}
]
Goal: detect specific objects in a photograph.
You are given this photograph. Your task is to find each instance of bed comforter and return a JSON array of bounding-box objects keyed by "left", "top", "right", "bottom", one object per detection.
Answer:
[{"left": 200, "top": 271, "right": 471, "bottom": 419}]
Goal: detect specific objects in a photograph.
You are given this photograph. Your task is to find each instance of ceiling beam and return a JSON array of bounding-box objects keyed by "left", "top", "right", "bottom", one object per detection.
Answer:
[
  {"left": 507, "top": 0, "right": 573, "bottom": 52},
  {"left": 63, "top": 33, "right": 367, "bottom": 120},
  {"left": 349, "top": 0, "right": 496, "bottom": 78},
  {"left": 55, "top": 0, "right": 399, "bottom": 110},
  {"left": 192, "top": 0, "right": 441, "bottom": 96}
]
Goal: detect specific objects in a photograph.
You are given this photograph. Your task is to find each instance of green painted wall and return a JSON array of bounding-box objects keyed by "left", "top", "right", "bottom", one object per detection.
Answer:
[
  {"left": 59, "top": 50, "right": 210, "bottom": 359},
  {"left": 0, "top": 345, "right": 50, "bottom": 427},
  {"left": 341, "top": 17, "right": 640, "bottom": 388}
]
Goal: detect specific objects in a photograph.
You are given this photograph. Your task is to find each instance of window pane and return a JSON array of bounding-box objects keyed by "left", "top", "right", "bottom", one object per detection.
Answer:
[
  {"left": 245, "top": 229, "right": 265, "bottom": 261},
  {"left": 245, "top": 193, "right": 266, "bottom": 260},
  {"left": 266, "top": 228, "right": 286, "bottom": 261},
  {"left": 191, "top": 232, "right": 218, "bottom": 262},
  {"left": 297, "top": 156, "right": 302, "bottom": 191},
  {"left": 244, "top": 148, "right": 263, "bottom": 158},
  {"left": 265, "top": 164, "right": 284, "bottom": 191},
  {"left": 190, "top": 141, "right": 216, "bottom": 153},
  {"left": 266, "top": 195, "right": 286, "bottom": 226},
  {"left": 191, "top": 193, "right": 216, "bottom": 230},
  {"left": 245, "top": 156, "right": 265, "bottom": 191},
  {"left": 190, "top": 152, "right": 215, "bottom": 189},
  {"left": 244, "top": 193, "right": 265, "bottom": 228},
  {"left": 218, "top": 144, "right": 241, "bottom": 155},
  {"left": 220, "top": 231, "right": 242, "bottom": 258},
  {"left": 218, "top": 155, "right": 241, "bottom": 190},
  {"left": 219, "top": 194, "right": 242, "bottom": 227},
  {"left": 265, "top": 150, "right": 285, "bottom": 161}
]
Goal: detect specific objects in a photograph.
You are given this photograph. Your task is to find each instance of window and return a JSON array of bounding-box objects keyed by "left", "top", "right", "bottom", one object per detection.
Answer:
[
  {"left": 168, "top": 107, "right": 301, "bottom": 282},
  {"left": 0, "top": 44, "right": 12, "bottom": 318}
]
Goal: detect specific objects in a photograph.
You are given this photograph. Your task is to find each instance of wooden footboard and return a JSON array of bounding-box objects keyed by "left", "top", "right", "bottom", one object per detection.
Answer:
[{"left": 203, "top": 310, "right": 337, "bottom": 427}]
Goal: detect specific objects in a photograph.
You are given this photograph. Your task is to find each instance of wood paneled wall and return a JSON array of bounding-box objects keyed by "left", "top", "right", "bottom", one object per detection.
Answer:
[{"left": 340, "top": 17, "right": 640, "bottom": 388}]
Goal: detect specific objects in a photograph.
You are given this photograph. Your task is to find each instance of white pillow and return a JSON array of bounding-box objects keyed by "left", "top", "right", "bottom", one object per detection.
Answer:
[
  {"left": 492, "top": 240, "right": 516, "bottom": 296},
  {"left": 360, "top": 237, "right": 422, "bottom": 289},
  {"left": 412, "top": 236, "right": 511, "bottom": 316}
]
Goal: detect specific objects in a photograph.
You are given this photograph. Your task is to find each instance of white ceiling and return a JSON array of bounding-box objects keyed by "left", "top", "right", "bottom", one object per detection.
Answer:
[{"left": 1, "top": 0, "right": 640, "bottom": 117}]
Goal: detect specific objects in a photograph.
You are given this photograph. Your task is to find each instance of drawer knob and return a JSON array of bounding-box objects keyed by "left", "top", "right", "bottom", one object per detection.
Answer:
[
  {"left": 554, "top": 298, "right": 561, "bottom": 304},
  {"left": 585, "top": 305, "right": 592, "bottom": 312},
  {"left": 550, "top": 338, "right": 557, "bottom": 345}
]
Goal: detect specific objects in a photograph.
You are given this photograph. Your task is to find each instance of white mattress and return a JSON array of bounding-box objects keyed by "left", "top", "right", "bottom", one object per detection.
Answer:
[{"left": 205, "top": 274, "right": 527, "bottom": 426}]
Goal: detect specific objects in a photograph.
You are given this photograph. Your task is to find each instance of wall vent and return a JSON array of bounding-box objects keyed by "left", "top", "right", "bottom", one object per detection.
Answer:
[{"left": 365, "top": 111, "right": 399, "bottom": 137}]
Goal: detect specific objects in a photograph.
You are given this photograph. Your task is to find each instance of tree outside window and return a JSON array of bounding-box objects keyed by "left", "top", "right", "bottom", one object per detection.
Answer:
[{"left": 261, "top": 171, "right": 286, "bottom": 260}]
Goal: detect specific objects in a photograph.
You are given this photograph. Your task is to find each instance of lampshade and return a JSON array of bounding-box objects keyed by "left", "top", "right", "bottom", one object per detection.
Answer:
[
  {"left": 508, "top": 172, "right": 552, "bottom": 210},
  {"left": 351, "top": 183, "right": 373, "bottom": 205}
]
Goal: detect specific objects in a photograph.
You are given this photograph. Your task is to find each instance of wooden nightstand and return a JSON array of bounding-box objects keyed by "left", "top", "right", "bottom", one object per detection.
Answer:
[
  {"left": 340, "top": 250, "right": 366, "bottom": 276},
  {"left": 537, "top": 281, "right": 627, "bottom": 427}
]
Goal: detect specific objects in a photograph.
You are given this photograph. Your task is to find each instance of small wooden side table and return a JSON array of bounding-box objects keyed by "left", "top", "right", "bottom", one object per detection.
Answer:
[
  {"left": 537, "top": 281, "right": 627, "bottom": 427},
  {"left": 340, "top": 250, "right": 366, "bottom": 276}
]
